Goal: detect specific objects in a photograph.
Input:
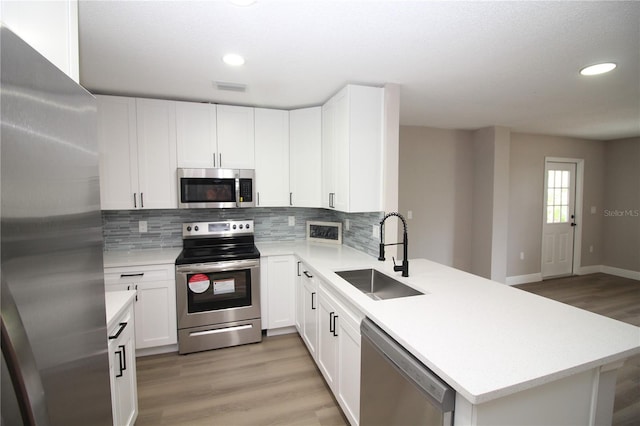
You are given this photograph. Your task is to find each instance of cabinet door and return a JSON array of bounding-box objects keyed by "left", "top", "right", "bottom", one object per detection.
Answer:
[
  {"left": 135, "top": 280, "right": 178, "bottom": 349},
  {"left": 302, "top": 271, "right": 318, "bottom": 359},
  {"left": 114, "top": 324, "right": 137, "bottom": 426},
  {"left": 321, "top": 100, "right": 335, "bottom": 209},
  {"left": 331, "top": 88, "right": 350, "bottom": 212},
  {"left": 255, "top": 108, "right": 290, "bottom": 207},
  {"left": 290, "top": 107, "right": 322, "bottom": 208},
  {"left": 317, "top": 290, "right": 339, "bottom": 392},
  {"left": 337, "top": 313, "right": 361, "bottom": 425},
  {"left": 294, "top": 261, "right": 303, "bottom": 333},
  {"left": 135, "top": 98, "right": 178, "bottom": 209},
  {"left": 97, "top": 95, "right": 138, "bottom": 210},
  {"left": 216, "top": 105, "right": 255, "bottom": 169},
  {"left": 176, "top": 101, "right": 217, "bottom": 168},
  {"left": 266, "top": 255, "right": 295, "bottom": 329}
]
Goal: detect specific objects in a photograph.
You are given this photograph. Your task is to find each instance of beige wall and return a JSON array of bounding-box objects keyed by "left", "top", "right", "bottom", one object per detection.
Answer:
[
  {"left": 603, "top": 137, "right": 640, "bottom": 272},
  {"left": 398, "top": 126, "right": 473, "bottom": 271},
  {"left": 507, "top": 133, "right": 605, "bottom": 277}
]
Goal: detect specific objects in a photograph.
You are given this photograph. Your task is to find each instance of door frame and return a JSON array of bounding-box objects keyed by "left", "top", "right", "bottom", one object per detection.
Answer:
[{"left": 542, "top": 157, "right": 584, "bottom": 277}]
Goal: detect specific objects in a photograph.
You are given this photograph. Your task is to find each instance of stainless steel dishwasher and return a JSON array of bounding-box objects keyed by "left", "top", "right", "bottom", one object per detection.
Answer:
[{"left": 360, "top": 318, "right": 456, "bottom": 426}]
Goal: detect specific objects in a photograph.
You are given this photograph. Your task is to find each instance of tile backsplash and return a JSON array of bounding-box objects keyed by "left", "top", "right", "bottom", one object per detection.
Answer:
[{"left": 102, "top": 208, "right": 383, "bottom": 257}]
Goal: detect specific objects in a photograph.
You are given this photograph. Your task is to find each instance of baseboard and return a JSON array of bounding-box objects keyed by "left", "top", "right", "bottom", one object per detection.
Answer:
[
  {"left": 136, "top": 344, "right": 178, "bottom": 357},
  {"left": 600, "top": 265, "right": 640, "bottom": 280},
  {"left": 506, "top": 273, "right": 542, "bottom": 285},
  {"left": 576, "top": 265, "right": 602, "bottom": 275}
]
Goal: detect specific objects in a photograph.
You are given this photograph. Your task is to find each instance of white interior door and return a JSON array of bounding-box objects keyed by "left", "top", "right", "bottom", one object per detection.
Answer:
[{"left": 542, "top": 161, "right": 577, "bottom": 278}]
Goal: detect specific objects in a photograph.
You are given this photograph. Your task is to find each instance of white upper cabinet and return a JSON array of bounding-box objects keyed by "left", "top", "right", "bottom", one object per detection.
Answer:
[
  {"left": 97, "top": 96, "right": 177, "bottom": 210},
  {"left": 176, "top": 101, "right": 217, "bottom": 168},
  {"left": 290, "top": 107, "right": 322, "bottom": 208},
  {"left": 1, "top": 0, "right": 79, "bottom": 82},
  {"left": 322, "top": 85, "right": 384, "bottom": 212},
  {"left": 216, "top": 105, "right": 255, "bottom": 169},
  {"left": 135, "top": 98, "right": 177, "bottom": 209},
  {"left": 255, "top": 108, "right": 290, "bottom": 207},
  {"left": 97, "top": 96, "right": 138, "bottom": 210}
]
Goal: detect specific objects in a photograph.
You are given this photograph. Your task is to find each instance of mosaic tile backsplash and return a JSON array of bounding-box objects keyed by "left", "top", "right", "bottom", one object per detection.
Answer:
[{"left": 102, "top": 208, "right": 384, "bottom": 257}]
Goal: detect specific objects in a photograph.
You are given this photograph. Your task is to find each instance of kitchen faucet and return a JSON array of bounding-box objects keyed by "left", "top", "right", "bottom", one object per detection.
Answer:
[{"left": 378, "top": 212, "right": 409, "bottom": 277}]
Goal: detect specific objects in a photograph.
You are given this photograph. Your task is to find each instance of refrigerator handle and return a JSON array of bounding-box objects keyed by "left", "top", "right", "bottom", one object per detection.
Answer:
[{"left": 1, "top": 279, "right": 50, "bottom": 425}]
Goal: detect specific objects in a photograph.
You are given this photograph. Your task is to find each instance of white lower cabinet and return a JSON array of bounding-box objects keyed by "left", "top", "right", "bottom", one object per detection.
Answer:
[
  {"left": 316, "top": 280, "right": 363, "bottom": 425},
  {"left": 296, "top": 261, "right": 319, "bottom": 359},
  {"left": 104, "top": 264, "right": 177, "bottom": 351},
  {"left": 262, "top": 255, "right": 296, "bottom": 330},
  {"left": 108, "top": 299, "right": 138, "bottom": 426}
]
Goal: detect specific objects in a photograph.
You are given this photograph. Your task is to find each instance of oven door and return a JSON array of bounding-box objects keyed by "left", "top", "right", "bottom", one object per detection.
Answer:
[{"left": 176, "top": 259, "right": 260, "bottom": 329}]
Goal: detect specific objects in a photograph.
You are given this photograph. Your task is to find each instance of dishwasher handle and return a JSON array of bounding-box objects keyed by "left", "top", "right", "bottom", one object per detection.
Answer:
[{"left": 361, "top": 318, "right": 455, "bottom": 412}]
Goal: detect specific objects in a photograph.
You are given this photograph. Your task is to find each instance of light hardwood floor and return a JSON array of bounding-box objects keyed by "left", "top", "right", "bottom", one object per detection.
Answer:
[
  {"left": 516, "top": 273, "right": 640, "bottom": 426},
  {"left": 136, "top": 273, "right": 639, "bottom": 426}
]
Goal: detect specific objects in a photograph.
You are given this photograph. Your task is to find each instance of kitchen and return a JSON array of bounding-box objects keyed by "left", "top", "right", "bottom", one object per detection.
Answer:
[{"left": 1, "top": 1, "right": 639, "bottom": 426}]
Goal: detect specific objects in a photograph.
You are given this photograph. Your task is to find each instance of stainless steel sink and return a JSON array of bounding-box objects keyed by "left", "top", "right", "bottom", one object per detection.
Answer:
[{"left": 335, "top": 269, "right": 423, "bottom": 300}]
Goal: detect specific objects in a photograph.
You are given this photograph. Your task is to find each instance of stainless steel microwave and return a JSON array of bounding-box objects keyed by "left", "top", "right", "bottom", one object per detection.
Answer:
[{"left": 178, "top": 168, "right": 255, "bottom": 209}]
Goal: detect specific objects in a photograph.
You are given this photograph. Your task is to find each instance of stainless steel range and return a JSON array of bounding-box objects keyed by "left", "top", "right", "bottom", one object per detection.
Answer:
[{"left": 175, "top": 220, "right": 261, "bottom": 354}]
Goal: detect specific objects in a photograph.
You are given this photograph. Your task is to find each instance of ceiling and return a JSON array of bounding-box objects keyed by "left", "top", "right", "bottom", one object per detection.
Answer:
[{"left": 78, "top": 1, "right": 640, "bottom": 141}]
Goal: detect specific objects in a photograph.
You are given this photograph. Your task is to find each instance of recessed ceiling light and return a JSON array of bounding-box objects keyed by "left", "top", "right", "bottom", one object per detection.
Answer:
[
  {"left": 579, "top": 62, "right": 617, "bottom": 76},
  {"left": 222, "top": 54, "right": 245, "bottom": 66}
]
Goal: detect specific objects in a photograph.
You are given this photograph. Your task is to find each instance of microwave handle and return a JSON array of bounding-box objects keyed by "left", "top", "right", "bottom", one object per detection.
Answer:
[{"left": 235, "top": 176, "right": 240, "bottom": 207}]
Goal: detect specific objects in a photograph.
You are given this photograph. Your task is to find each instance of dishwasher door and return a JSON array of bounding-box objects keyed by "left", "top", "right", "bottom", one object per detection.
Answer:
[{"left": 360, "top": 318, "right": 455, "bottom": 426}]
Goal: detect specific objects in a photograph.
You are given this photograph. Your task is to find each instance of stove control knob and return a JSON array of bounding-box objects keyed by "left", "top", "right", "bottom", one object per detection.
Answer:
[
  {"left": 194, "top": 226, "right": 199, "bottom": 232},
  {"left": 186, "top": 226, "right": 192, "bottom": 232},
  {"left": 239, "top": 224, "right": 244, "bottom": 229},
  {"left": 233, "top": 224, "right": 237, "bottom": 230}
]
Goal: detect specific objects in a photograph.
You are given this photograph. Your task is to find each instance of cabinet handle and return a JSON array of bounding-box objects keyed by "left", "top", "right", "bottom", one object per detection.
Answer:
[
  {"left": 257, "top": 192, "right": 260, "bottom": 206},
  {"left": 135, "top": 284, "right": 138, "bottom": 302},
  {"left": 311, "top": 292, "right": 316, "bottom": 310},
  {"left": 119, "top": 344, "right": 127, "bottom": 373},
  {"left": 120, "top": 273, "right": 144, "bottom": 278},
  {"left": 289, "top": 192, "right": 293, "bottom": 206},
  {"left": 329, "top": 312, "right": 335, "bottom": 334},
  {"left": 332, "top": 314, "right": 339, "bottom": 337},
  {"left": 297, "top": 261, "right": 301, "bottom": 277},
  {"left": 133, "top": 193, "right": 137, "bottom": 208},
  {"left": 108, "top": 322, "right": 127, "bottom": 340},
  {"left": 303, "top": 271, "right": 313, "bottom": 278},
  {"left": 115, "top": 348, "right": 124, "bottom": 378},
  {"left": 213, "top": 153, "right": 216, "bottom": 167},
  {"left": 140, "top": 192, "right": 144, "bottom": 208},
  {"left": 219, "top": 153, "right": 222, "bottom": 168}
]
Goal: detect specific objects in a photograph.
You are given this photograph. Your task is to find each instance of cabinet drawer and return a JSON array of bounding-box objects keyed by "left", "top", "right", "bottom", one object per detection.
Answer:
[{"left": 104, "top": 264, "right": 174, "bottom": 285}]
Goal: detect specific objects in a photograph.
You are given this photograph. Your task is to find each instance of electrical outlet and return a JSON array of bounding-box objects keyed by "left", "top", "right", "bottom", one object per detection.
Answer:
[
  {"left": 139, "top": 221, "right": 147, "bottom": 233},
  {"left": 344, "top": 219, "right": 350, "bottom": 231},
  {"left": 589, "top": 245, "right": 594, "bottom": 253},
  {"left": 373, "top": 225, "right": 380, "bottom": 237},
  {"left": 591, "top": 206, "right": 597, "bottom": 214},
  {"left": 288, "top": 216, "right": 295, "bottom": 226},
  {"left": 407, "top": 210, "right": 413, "bottom": 219},
  {"left": 520, "top": 252, "right": 524, "bottom": 260}
]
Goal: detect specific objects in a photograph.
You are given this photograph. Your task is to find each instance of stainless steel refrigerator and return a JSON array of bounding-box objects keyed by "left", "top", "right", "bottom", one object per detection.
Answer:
[{"left": 1, "top": 26, "right": 113, "bottom": 425}]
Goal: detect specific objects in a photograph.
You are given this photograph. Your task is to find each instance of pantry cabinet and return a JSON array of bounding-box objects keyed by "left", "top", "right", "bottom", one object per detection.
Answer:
[
  {"left": 289, "top": 107, "right": 322, "bottom": 207},
  {"left": 97, "top": 95, "right": 177, "bottom": 210},
  {"left": 322, "top": 84, "right": 384, "bottom": 212},
  {"left": 317, "top": 281, "right": 363, "bottom": 425},
  {"left": 104, "top": 264, "right": 177, "bottom": 350},
  {"left": 108, "top": 298, "right": 137, "bottom": 426},
  {"left": 255, "top": 108, "right": 290, "bottom": 206}
]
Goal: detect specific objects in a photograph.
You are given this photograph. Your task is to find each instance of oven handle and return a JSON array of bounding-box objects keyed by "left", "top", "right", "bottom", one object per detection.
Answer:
[{"left": 176, "top": 259, "right": 260, "bottom": 273}]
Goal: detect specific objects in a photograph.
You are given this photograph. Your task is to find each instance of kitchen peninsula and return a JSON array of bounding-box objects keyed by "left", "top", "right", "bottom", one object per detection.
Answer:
[{"left": 258, "top": 241, "right": 640, "bottom": 426}]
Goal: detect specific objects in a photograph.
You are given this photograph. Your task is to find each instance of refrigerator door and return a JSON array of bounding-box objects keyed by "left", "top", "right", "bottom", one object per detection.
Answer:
[{"left": 1, "top": 26, "right": 113, "bottom": 425}]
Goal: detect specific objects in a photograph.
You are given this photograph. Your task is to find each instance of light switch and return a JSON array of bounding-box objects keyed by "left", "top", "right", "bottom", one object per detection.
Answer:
[
  {"left": 139, "top": 221, "right": 147, "bottom": 233},
  {"left": 591, "top": 206, "right": 597, "bottom": 214},
  {"left": 407, "top": 210, "right": 413, "bottom": 219},
  {"left": 373, "top": 225, "right": 380, "bottom": 237},
  {"left": 345, "top": 219, "right": 350, "bottom": 231},
  {"left": 288, "top": 216, "right": 295, "bottom": 226}
]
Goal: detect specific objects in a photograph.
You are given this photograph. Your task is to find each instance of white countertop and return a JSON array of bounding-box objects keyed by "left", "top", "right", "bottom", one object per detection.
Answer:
[
  {"left": 105, "top": 290, "right": 136, "bottom": 329},
  {"left": 257, "top": 241, "right": 640, "bottom": 404},
  {"left": 103, "top": 248, "right": 181, "bottom": 268}
]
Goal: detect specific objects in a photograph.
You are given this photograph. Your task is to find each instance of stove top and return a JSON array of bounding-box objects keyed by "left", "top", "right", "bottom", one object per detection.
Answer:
[{"left": 175, "top": 220, "right": 260, "bottom": 265}]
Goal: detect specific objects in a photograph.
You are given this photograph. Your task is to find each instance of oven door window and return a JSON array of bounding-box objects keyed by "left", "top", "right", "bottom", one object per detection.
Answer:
[
  {"left": 180, "top": 178, "right": 237, "bottom": 203},
  {"left": 187, "top": 270, "right": 251, "bottom": 313}
]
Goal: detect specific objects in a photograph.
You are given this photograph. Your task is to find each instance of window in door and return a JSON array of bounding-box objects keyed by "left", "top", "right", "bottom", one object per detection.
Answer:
[{"left": 546, "top": 170, "right": 570, "bottom": 224}]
